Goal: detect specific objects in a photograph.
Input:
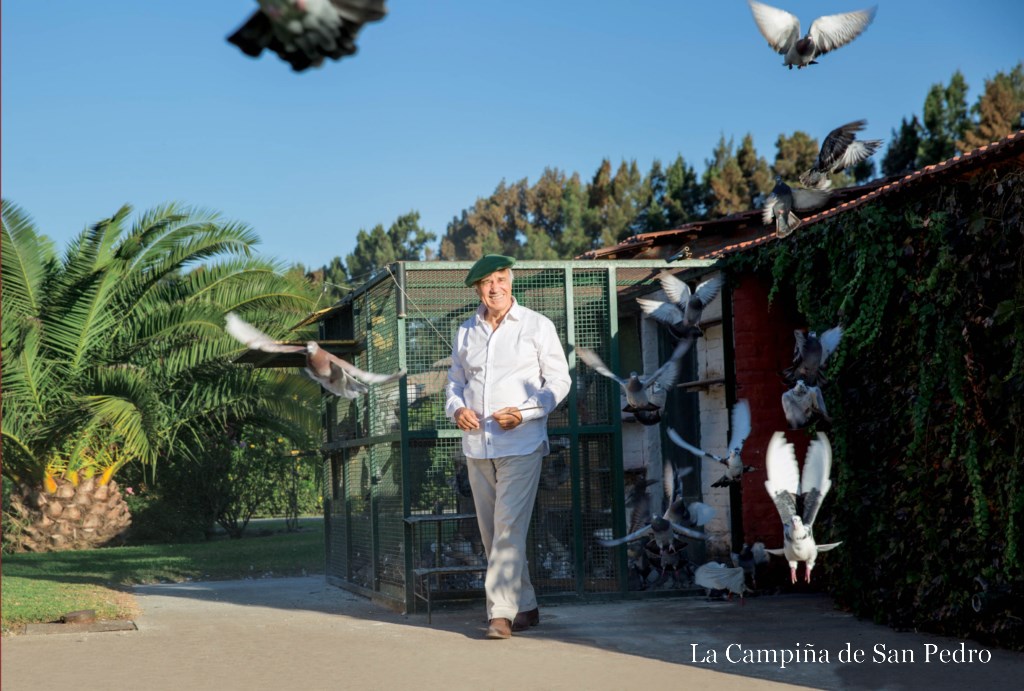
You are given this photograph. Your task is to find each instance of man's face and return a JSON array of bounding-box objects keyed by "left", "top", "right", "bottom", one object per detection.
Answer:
[{"left": 475, "top": 268, "right": 512, "bottom": 315}]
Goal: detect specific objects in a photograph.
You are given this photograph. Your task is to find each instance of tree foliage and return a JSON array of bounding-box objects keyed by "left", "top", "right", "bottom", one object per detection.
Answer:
[
  {"left": 919, "top": 70, "right": 971, "bottom": 166},
  {"left": 959, "top": 62, "right": 1024, "bottom": 151}
]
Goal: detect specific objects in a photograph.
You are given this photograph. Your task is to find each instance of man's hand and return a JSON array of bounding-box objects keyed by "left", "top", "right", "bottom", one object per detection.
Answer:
[
  {"left": 492, "top": 407, "right": 523, "bottom": 430},
  {"left": 454, "top": 407, "right": 481, "bottom": 431}
]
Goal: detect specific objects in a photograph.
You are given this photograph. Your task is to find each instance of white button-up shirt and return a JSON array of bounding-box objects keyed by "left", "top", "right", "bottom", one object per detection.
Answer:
[{"left": 446, "top": 299, "right": 571, "bottom": 460}]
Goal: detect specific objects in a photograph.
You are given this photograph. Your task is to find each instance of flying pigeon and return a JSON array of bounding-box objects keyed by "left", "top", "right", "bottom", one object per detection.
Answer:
[
  {"left": 748, "top": 1, "right": 877, "bottom": 70},
  {"left": 694, "top": 561, "right": 749, "bottom": 601},
  {"left": 764, "top": 431, "right": 842, "bottom": 584},
  {"left": 800, "top": 120, "right": 884, "bottom": 190},
  {"left": 636, "top": 273, "right": 724, "bottom": 340},
  {"left": 576, "top": 338, "right": 693, "bottom": 424},
  {"left": 667, "top": 399, "right": 753, "bottom": 487},
  {"left": 783, "top": 326, "right": 843, "bottom": 386},
  {"left": 762, "top": 177, "right": 831, "bottom": 238},
  {"left": 225, "top": 312, "right": 405, "bottom": 397},
  {"left": 228, "top": 0, "right": 387, "bottom": 72},
  {"left": 781, "top": 380, "right": 831, "bottom": 429},
  {"left": 598, "top": 499, "right": 711, "bottom": 549}
]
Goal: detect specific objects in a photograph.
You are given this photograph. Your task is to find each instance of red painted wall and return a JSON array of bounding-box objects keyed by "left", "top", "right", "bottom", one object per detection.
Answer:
[{"left": 730, "top": 274, "right": 812, "bottom": 549}]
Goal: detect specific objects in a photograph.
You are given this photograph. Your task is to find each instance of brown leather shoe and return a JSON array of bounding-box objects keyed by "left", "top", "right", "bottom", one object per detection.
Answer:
[
  {"left": 511, "top": 608, "right": 540, "bottom": 632},
  {"left": 485, "top": 618, "right": 512, "bottom": 639}
]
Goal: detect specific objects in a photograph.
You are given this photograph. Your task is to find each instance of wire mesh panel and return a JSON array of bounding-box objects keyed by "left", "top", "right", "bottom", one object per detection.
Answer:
[{"left": 320, "top": 260, "right": 710, "bottom": 609}]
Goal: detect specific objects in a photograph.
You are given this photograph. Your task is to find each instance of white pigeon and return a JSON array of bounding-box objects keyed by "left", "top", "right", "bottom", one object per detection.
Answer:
[
  {"left": 762, "top": 177, "right": 831, "bottom": 238},
  {"left": 800, "top": 120, "right": 884, "bottom": 190},
  {"left": 748, "top": 1, "right": 877, "bottom": 70},
  {"left": 784, "top": 326, "right": 843, "bottom": 386},
  {"left": 764, "top": 432, "right": 842, "bottom": 584},
  {"left": 576, "top": 338, "right": 693, "bottom": 422},
  {"left": 228, "top": 0, "right": 387, "bottom": 72},
  {"left": 694, "top": 561, "right": 749, "bottom": 601},
  {"left": 636, "top": 273, "right": 724, "bottom": 340},
  {"left": 667, "top": 399, "right": 753, "bottom": 487},
  {"left": 225, "top": 312, "right": 405, "bottom": 398},
  {"left": 781, "top": 380, "right": 830, "bottom": 429}
]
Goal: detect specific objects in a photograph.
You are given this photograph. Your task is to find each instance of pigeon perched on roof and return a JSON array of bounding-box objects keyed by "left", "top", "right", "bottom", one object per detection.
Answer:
[
  {"left": 636, "top": 273, "right": 724, "bottom": 340},
  {"left": 747, "top": 1, "right": 877, "bottom": 70},
  {"left": 225, "top": 312, "right": 405, "bottom": 397},
  {"left": 576, "top": 338, "right": 693, "bottom": 424},
  {"left": 228, "top": 0, "right": 387, "bottom": 72},
  {"left": 781, "top": 380, "right": 831, "bottom": 429},
  {"left": 800, "top": 120, "right": 884, "bottom": 190},
  {"left": 762, "top": 177, "right": 831, "bottom": 238},
  {"left": 764, "top": 432, "right": 842, "bottom": 584},
  {"left": 667, "top": 399, "right": 753, "bottom": 487},
  {"left": 783, "top": 326, "right": 843, "bottom": 386}
]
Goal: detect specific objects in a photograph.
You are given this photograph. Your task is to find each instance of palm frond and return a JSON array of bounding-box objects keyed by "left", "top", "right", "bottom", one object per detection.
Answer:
[{"left": 1, "top": 200, "right": 57, "bottom": 322}]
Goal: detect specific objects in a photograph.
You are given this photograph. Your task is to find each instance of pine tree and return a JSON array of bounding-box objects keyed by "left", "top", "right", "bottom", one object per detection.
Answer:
[
  {"left": 959, "top": 63, "right": 1024, "bottom": 151},
  {"left": 919, "top": 70, "right": 971, "bottom": 165},
  {"left": 882, "top": 116, "right": 923, "bottom": 177},
  {"left": 703, "top": 136, "right": 747, "bottom": 217},
  {"left": 773, "top": 131, "right": 820, "bottom": 182}
]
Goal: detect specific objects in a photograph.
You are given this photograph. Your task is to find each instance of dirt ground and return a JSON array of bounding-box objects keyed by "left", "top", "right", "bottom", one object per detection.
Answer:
[{"left": 3, "top": 575, "right": 1023, "bottom": 691}]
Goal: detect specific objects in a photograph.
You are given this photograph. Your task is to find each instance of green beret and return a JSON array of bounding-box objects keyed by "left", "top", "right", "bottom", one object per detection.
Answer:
[{"left": 465, "top": 254, "right": 516, "bottom": 287}]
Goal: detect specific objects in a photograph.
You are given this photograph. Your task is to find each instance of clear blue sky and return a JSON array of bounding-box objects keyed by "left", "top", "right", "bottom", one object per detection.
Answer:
[{"left": 3, "top": 1, "right": 1022, "bottom": 270}]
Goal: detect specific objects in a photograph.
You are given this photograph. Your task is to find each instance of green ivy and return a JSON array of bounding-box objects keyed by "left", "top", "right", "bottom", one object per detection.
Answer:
[{"left": 723, "top": 166, "right": 1024, "bottom": 649}]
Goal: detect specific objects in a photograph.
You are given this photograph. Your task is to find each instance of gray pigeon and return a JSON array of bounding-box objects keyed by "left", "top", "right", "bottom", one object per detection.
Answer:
[
  {"left": 763, "top": 177, "right": 831, "bottom": 238},
  {"left": 748, "top": 1, "right": 877, "bottom": 70},
  {"left": 764, "top": 432, "right": 842, "bottom": 584},
  {"left": 784, "top": 326, "right": 843, "bottom": 386},
  {"left": 599, "top": 498, "right": 712, "bottom": 549},
  {"left": 225, "top": 312, "right": 405, "bottom": 397},
  {"left": 800, "top": 120, "right": 884, "bottom": 189},
  {"left": 731, "top": 542, "right": 769, "bottom": 589},
  {"left": 781, "top": 380, "right": 831, "bottom": 429},
  {"left": 667, "top": 399, "right": 753, "bottom": 487},
  {"left": 636, "top": 273, "right": 724, "bottom": 340},
  {"left": 228, "top": 0, "right": 387, "bottom": 72},
  {"left": 576, "top": 338, "right": 693, "bottom": 423}
]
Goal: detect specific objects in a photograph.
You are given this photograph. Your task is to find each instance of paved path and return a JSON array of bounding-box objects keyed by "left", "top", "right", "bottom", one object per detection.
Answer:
[{"left": 3, "top": 576, "right": 1023, "bottom": 690}]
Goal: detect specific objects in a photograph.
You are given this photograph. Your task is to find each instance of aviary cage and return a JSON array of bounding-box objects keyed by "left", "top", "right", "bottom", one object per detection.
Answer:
[{"left": 316, "top": 260, "right": 713, "bottom": 612}]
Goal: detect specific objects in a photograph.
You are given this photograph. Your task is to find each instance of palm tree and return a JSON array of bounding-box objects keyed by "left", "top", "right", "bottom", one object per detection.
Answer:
[{"left": 2, "top": 200, "right": 319, "bottom": 552}]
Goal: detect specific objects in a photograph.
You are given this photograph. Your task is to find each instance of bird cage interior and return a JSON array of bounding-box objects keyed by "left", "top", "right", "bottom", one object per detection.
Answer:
[{"left": 319, "top": 260, "right": 715, "bottom": 612}]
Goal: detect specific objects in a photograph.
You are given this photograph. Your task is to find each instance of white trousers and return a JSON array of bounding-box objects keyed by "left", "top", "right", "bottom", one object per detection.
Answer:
[{"left": 466, "top": 444, "right": 545, "bottom": 621}]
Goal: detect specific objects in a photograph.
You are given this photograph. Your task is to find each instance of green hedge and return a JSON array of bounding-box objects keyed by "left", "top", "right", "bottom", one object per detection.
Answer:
[{"left": 727, "top": 164, "right": 1024, "bottom": 649}]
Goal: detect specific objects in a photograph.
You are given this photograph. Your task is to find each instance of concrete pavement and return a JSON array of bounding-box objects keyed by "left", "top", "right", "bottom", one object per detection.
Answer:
[{"left": 3, "top": 576, "right": 1023, "bottom": 690}]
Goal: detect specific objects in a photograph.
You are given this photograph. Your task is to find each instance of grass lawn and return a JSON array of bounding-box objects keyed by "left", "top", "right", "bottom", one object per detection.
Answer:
[{"left": 1, "top": 517, "right": 324, "bottom": 634}]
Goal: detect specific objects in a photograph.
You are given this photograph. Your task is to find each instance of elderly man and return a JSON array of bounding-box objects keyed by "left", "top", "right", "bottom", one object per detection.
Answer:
[{"left": 446, "top": 255, "right": 572, "bottom": 640}]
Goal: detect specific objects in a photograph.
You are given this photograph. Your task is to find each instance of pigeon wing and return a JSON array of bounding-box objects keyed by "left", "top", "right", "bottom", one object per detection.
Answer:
[
  {"left": 812, "top": 385, "right": 829, "bottom": 419},
  {"left": 598, "top": 523, "right": 653, "bottom": 547},
  {"left": 328, "top": 351, "right": 406, "bottom": 386},
  {"left": 694, "top": 562, "right": 747, "bottom": 596},
  {"left": 790, "top": 186, "right": 831, "bottom": 211},
  {"left": 817, "top": 120, "right": 866, "bottom": 171},
  {"left": 225, "top": 312, "right": 306, "bottom": 353},
  {"left": 669, "top": 522, "right": 706, "bottom": 540},
  {"left": 693, "top": 275, "right": 724, "bottom": 309},
  {"left": 816, "top": 542, "right": 843, "bottom": 552},
  {"left": 818, "top": 325, "right": 843, "bottom": 365},
  {"left": 312, "top": 361, "right": 369, "bottom": 398},
  {"left": 762, "top": 195, "right": 779, "bottom": 226},
  {"left": 686, "top": 501, "right": 716, "bottom": 527},
  {"left": 639, "top": 339, "right": 690, "bottom": 393},
  {"left": 728, "top": 399, "right": 752, "bottom": 453},
  {"left": 765, "top": 431, "right": 800, "bottom": 526},
  {"left": 800, "top": 432, "right": 833, "bottom": 526},
  {"left": 748, "top": 0, "right": 801, "bottom": 55},
  {"left": 807, "top": 6, "right": 877, "bottom": 57},
  {"left": 656, "top": 271, "right": 692, "bottom": 307},
  {"left": 576, "top": 347, "right": 628, "bottom": 386},
  {"left": 636, "top": 298, "right": 684, "bottom": 327},
  {"left": 667, "top": 427, "right": 722, "bottom": 462}
]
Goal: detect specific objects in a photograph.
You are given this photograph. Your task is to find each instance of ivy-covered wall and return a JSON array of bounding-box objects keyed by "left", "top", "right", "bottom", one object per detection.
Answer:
[{"left": 727, "top": 161, "right": 1024, "bottom": 649}]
